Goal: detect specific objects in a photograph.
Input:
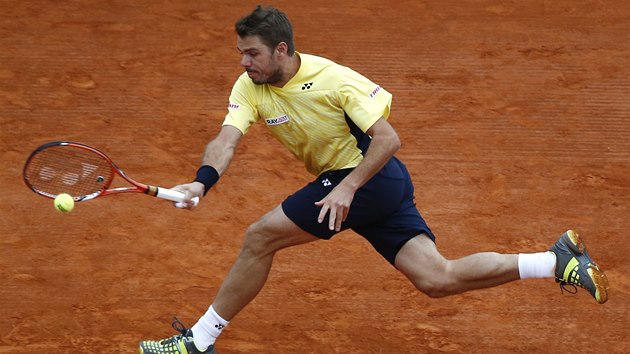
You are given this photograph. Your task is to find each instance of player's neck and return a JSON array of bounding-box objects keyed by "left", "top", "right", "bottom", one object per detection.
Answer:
[{"left": 273, "top": 52, "right": 301, "bottom": 88}]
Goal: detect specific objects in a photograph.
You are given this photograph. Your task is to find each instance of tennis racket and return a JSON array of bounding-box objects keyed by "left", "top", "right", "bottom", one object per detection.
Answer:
[{"left": 23, "top": 141, "right": 198, "bottom": 207}]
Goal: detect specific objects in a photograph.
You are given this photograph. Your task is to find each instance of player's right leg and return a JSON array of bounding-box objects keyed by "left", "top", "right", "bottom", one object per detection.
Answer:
[
  {"left": 139, "top": 318, "right": 214, "bottom": 354},
  {"left": 212, "top": 204, "right": 320, "bottom": 319},
  {"left": 139, "top": 204, "right": 319, "bottom": 353}
]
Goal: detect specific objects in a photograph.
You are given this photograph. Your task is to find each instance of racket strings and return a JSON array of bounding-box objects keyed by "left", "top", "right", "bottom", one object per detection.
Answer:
[{"left": 24, "top": 146, "right": 113, "bottom": 199}]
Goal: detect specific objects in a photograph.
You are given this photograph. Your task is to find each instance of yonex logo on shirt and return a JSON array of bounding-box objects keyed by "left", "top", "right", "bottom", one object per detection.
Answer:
[
  {"left": 265, "top": 114, "right": 290, "bottom": 126},
  {"left": 369, "top": 85, "right": 382, "bottom": 98},
  {"left": 228, "top": 103, "right": 240, "bottom": 110},
  {"left": 302, "top": 82, "right": 313, "bottom": 90}
]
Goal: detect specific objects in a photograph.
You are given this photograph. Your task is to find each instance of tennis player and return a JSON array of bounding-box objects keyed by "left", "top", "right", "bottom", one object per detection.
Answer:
[{"left": 139, "top": 5, "right": 609, "bottom": 354}]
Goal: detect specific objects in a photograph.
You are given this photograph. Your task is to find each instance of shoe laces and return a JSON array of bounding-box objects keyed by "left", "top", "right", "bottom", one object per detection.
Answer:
[
  {"left": 157, "top": 317, "right": 190, "bottom": 345},
  {"left": 558, "top": 281, "right": 579, "bottom": 295},
  {"left": 171, "top": 317, "right": 190, "bottom": 336},
  {"left": 556, "top": 261, "right": 586, "bottom": 295}
]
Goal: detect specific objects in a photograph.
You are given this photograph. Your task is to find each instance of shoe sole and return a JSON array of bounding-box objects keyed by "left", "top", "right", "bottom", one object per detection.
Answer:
[
  {"left": 564, "top": 230, "right": 585, "bottom": 254},
  {"left": 565, "top": 230, "right": 610, "bottom": 304}
]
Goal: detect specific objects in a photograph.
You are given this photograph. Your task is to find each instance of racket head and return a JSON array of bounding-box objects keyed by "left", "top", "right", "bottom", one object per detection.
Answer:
[{"left": 23, "top": 141, "right": 115, "bottom": 201}]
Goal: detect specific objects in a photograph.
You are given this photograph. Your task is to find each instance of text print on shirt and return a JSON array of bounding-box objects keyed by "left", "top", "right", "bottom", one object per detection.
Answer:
[
  {"left": 265, "top": 114, "right": 290, "bottom": 126},
  {"left": 369, "top": 85, "right": 382, "bottom": 98}
]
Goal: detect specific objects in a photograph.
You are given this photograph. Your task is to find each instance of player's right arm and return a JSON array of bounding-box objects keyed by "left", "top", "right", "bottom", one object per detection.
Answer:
[
  {"left": 200, "top": 125, "right": 243, "bottom": 175},
  {"left": 176, "top": 74, "right": 255, "bottom": 207},
  {"left": 173, "top": 125, "right": 243, "bottom": 207}
]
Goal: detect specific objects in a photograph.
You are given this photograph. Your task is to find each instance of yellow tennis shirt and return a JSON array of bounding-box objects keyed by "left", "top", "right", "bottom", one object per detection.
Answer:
[{"left": 223, "top": 53, "right": 392, "bottom": 176}]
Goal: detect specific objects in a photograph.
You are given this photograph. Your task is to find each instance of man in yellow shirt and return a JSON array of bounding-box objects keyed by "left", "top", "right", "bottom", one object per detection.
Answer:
[{"left": 139, "top": 5, "right": 608, "bottom": 354}]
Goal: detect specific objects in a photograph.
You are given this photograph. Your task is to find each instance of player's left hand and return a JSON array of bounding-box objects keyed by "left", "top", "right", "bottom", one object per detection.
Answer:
[{"left": 315, "top": 183, "right": 355, "bottom": 231}]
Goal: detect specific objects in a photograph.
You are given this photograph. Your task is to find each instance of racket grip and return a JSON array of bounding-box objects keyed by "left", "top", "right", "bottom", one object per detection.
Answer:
[{"left": 155, "top": 187, "right": 200, "bottom": 208}]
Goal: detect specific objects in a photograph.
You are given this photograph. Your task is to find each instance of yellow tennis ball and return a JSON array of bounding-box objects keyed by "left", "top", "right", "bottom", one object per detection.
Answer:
[{"left": 54, "top": 193, "right": 75, "bottom": 213}]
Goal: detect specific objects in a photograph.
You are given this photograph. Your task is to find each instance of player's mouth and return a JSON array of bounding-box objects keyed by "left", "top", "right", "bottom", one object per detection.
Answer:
[{"left": 246, "top": 70, "right": 263, "bottom": 83}]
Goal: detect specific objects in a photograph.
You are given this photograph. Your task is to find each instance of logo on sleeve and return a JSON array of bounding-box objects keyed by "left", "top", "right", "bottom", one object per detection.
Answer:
[
  {"left": 228, "top": 103, "right": 240, "bottom": 110},
  {"left": 264, "top": 114, "right": 290, "bottom": 126},
  {"left": 368, "top": 85, "right": 382, "bottom": 98}
]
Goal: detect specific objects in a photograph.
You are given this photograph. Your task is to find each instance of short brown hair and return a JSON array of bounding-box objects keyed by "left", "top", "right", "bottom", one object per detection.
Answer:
[{"left": 235, "top": 5, "right": 295, "bottom": 55}]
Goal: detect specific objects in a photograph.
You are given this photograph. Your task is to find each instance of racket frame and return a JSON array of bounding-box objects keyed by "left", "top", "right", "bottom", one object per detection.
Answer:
[{"left": 23, "top": 141, "right": 195, "bottom": 205}]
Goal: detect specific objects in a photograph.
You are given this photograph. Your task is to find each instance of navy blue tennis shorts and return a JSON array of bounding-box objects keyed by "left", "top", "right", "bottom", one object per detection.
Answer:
[{"left": 281, "top": 156, "right": 435, "bottom": 265}]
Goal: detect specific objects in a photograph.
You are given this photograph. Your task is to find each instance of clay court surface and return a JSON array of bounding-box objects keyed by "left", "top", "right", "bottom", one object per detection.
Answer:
[{"left": 1, "top": 1, "right": 629, "bottom": 353}]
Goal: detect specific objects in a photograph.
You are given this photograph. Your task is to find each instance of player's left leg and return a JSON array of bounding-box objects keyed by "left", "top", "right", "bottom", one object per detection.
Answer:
[
  {"left": 394, "top": 230, "right": 609, "bottom": 303},
  {"left": 362, "top": 157, "right": 609, "bottom": 303},
  {"left": 394, "top": 233, "right": 521, "bottom": 298},
  {"left": 548, "top": 230, "right": 609, "bottom": 303}
]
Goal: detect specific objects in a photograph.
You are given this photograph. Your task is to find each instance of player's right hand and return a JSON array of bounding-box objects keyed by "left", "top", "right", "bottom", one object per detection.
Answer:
[{"left": 172, "top": 182, "right": 205, "bottom": 210}]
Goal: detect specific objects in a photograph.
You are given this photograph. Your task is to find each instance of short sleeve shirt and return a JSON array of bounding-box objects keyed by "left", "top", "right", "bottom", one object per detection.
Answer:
[{"left": 223, "top": 53, "right": 392, "bottom": 176}]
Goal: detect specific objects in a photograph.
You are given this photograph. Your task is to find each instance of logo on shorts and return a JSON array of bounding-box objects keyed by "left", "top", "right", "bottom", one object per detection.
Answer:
[
  {"left": 228, "top": 103, "right": 240, "bottom": 110},
  {"left": 265, "top": 114, "right": 290, "bottom": 126},
  {"left": 322, "top": 178, "right": 331, "bottom": 187},
  {"left": 368, "top": 85, "right": 382, "bottom": 98}
]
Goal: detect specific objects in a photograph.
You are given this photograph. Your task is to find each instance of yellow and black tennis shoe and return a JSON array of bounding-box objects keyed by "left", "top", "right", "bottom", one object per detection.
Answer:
[
  {"left": 139, "top": 318, "right": 216, "bottom": 354},
  {"left": 549, "top": 230, "right": 609, "bottom": 304}
]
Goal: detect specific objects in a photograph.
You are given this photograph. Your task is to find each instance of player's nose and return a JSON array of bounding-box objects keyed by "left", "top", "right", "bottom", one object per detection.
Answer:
[{"left": 240, "top": 55, "right": 252, "bottom": 68}]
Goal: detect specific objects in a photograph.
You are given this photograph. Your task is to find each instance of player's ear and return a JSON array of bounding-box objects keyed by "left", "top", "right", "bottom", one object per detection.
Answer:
[{"left": 275, "top": 42, "right": 288, "bottom": 56}]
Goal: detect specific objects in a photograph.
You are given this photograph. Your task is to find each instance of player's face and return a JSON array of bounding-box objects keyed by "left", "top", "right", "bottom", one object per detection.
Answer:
[{"left": 237, "top": 35, "right": 283, "bottom": 85}]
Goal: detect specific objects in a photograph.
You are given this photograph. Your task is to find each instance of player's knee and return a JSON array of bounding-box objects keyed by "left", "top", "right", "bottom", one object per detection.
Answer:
[
  {"left": 407, "top": 264, "right": 457, "bottom": 298},
  {"left": 240, "top": 221, "right": 278, "bottom": 257},
  {"left": 412, "top": 278, "right": 452, "bottom": 298}
]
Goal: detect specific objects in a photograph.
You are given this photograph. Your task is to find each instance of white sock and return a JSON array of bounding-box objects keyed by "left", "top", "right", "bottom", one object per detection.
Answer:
[
  {"left": 191, "top": 305, "right": 229, "bottom": 350},
  {"left": 518, "top": 252, "right": 557, "bottom": 279}
]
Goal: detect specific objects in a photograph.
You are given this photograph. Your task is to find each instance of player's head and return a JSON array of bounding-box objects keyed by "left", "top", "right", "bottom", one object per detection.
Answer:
[
  {"left": 236, "top": 5, "right": 295, "bottom": 56},
  {"left": 235, "top": 6, "right": 295, "bottom": 85}
]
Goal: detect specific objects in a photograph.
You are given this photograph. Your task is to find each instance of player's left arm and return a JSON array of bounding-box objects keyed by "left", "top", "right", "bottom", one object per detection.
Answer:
[{"left": 315, "top": 117, "right": 400, "bottom": 231}]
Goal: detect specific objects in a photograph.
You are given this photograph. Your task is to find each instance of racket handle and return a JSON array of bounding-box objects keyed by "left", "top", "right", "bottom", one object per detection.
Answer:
[{"left": 155, "top": 187, "right": 200, "bottom": 208}]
